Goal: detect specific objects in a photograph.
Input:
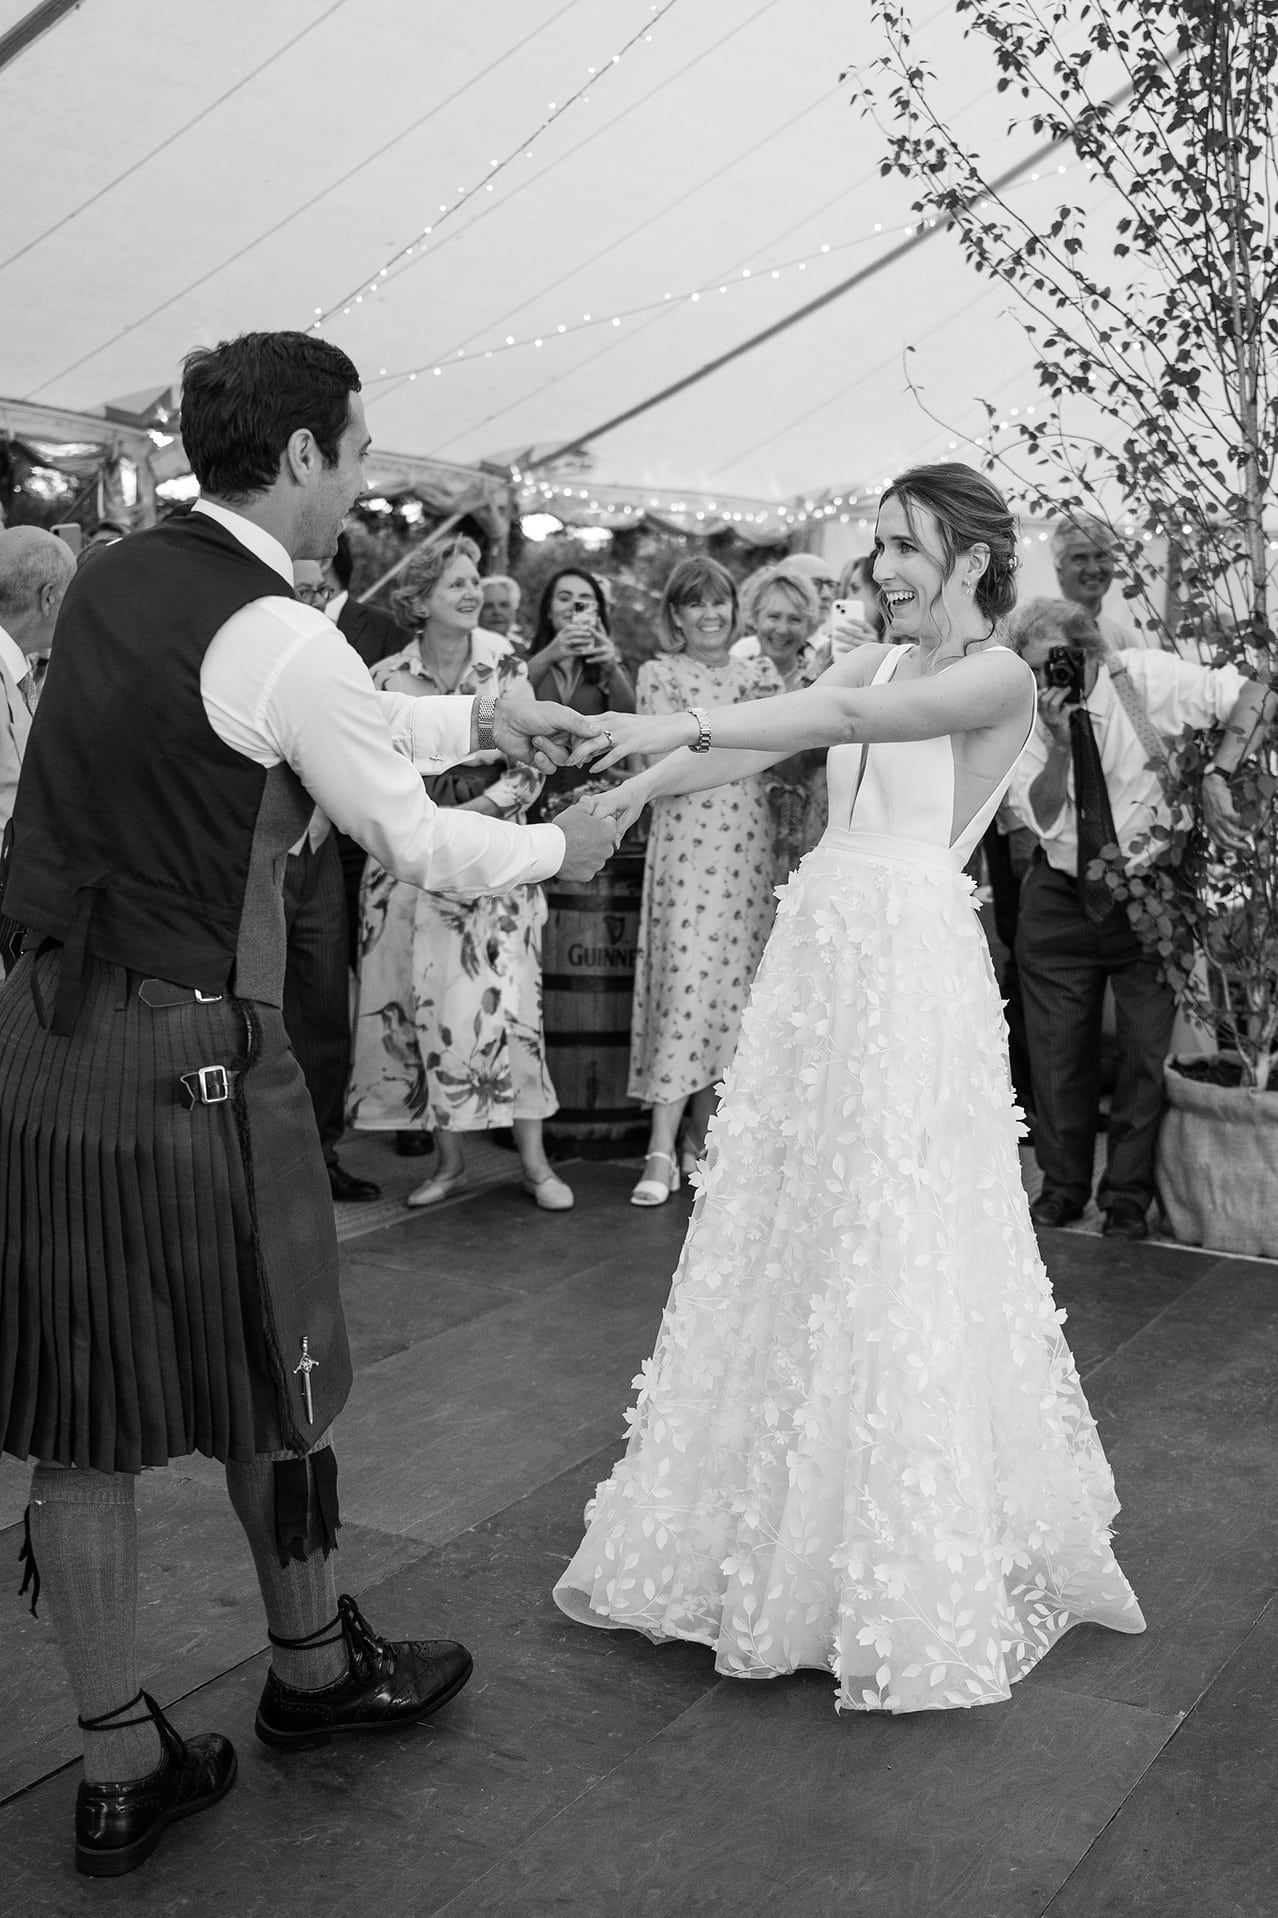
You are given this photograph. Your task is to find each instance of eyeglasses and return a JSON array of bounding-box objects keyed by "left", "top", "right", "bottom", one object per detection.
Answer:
[{"left": 295, "top": 583, "right": 334, "bottom": 606}]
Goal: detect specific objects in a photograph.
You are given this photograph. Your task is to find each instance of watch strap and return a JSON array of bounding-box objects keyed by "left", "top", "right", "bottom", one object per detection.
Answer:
[{"left": 474, "top": 695, "right": 498, "bottom": 753}]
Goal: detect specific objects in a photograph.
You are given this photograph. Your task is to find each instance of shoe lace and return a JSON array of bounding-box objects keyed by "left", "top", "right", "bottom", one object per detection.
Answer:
[{"left": 337, "top": 1593, "right": 397, "bottom": 1681}]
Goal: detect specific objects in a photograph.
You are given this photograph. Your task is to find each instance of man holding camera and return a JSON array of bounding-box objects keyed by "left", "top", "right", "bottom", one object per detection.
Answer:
[{"left": 1008, "top": 598, "right": 1265, "bottom": 1239}]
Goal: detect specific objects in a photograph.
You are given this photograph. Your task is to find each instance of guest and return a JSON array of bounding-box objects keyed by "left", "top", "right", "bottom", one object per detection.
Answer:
[
  {"left": 785, "top": 552, "right": 839, "bottom": 625},
  {"left": 1050, "top": 513, "right": 1155, "bottom": 650},
  {"left": 0, "top": 527, "right": 75, "bottom": 852},
  {"left": 741, "top": 563, "right": 822, "bottom": 688},
  {"left": 74, "top": 522, "right": 130, "bottom": 580},
  {"left": 321, "top": 529, "right": 401, "bottom": 667},
  {"left": 734, "top": 555, "right": 876, "bottom": 662},
  {"left": 525, "top": 568, "right": 636, "bottom": 815},
  {"left": 627, "top": 557, "right": 782, "bottom": 1205},
  {"left": 479, "top": 573, "right": 524, "bottom": 649},
  {"left": 347, "top": 536, "right": 572, "bottom": 1210},
  {"left": 1007, "top": 596, "right": 1269, "bottom": 1239},
  {"left": 836, "top": 553, "right": 887, "bottom": 640}
]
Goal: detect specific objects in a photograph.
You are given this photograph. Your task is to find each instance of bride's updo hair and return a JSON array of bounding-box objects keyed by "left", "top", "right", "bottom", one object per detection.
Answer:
[{"left": 879, "top": 463, "right": 1019, "bottom": 621}]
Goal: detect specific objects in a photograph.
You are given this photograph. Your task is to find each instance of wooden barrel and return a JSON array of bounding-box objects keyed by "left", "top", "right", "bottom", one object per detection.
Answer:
[{"left": 542, "top": 851, "right": 646, "bottom": 1145}]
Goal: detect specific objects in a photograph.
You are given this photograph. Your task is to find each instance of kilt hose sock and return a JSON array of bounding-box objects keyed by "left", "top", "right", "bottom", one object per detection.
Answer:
[
  {"left": 30, "top": 1443, "right": 345, "bottom": 1783},
  {"left": 27, "top": 1465, "right": 162, "bottom": 1784},
  {"left": 224, "top": 1446, "right": 347, "bottom": 1691}
]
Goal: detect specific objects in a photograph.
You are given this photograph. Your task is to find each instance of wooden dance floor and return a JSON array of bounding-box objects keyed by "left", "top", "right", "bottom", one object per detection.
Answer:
[{"left": 2, "top": 1156, "right": 1275, "bottom": 1916}]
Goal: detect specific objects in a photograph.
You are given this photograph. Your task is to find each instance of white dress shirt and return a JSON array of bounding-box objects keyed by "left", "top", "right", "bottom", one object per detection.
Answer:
[
  {"left": 0, "top": 621, "right": 34, "bottom": 839},
  {"left": 1009, "top": 649, "right": 1246, "bottom": 873},
  {"left": 193, "top": 502, "right": 564, "bottom": 891},
  {"left": 324, "top": 589, "right": 348, "bottom": 624}
]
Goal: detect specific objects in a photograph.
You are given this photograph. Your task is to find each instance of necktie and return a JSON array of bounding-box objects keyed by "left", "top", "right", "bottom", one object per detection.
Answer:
[{"left": 1070, "top": 705, "right": 1122, "bottom": 924}]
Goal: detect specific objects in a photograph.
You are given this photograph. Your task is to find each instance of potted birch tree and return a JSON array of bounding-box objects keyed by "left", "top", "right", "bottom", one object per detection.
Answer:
[{"left": 851, "top": 0, "right": 1278, "bottom": 1251}]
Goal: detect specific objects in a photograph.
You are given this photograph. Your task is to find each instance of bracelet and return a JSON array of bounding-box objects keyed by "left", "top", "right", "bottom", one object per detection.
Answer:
[
  {"left": 474, "top": 695, "right": 498, "bottom": 753},
  {"left": 1203, "top": 766, "right": 1229, "bottom": 781},
  {"left": 687, "top": 706, "right": 712, "bottom": 753}
]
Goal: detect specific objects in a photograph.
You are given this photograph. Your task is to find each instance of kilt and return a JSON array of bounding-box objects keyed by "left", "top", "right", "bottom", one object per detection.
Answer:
[{"left": 0, "top": 948, "right": 352, "bottom": 1473}]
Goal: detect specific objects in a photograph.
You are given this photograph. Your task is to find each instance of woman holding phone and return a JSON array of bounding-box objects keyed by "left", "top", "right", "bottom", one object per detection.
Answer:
[{"left": 524, "top": 568, "right": 636, "bottom": 816}]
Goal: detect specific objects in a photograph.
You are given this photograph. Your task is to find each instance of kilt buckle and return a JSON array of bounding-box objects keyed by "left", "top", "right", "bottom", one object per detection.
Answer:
[
  {"left": 180, "top": 1064, "right": 231, "bottom": 1108},
  {"left": 140, "top": 978, "right": 224, "bottom": 1009}
]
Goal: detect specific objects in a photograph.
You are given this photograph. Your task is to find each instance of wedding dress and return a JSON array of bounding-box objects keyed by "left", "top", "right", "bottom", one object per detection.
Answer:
[{"left": 554, "top": 646, "right": 1145, "bottom": 1711}]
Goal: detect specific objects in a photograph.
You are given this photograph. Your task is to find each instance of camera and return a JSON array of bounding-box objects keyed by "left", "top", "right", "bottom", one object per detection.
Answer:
[{"left": 1044, "top": 645, "right": 1086, "bottom": 705}]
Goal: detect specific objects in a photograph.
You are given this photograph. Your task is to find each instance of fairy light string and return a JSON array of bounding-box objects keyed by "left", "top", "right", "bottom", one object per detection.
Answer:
[
  {"left": 309, "top": 0, "right": 681, "bottom": 330},
  {"left": 358, "top": 163, "right": 1081, "bottom": 387}
]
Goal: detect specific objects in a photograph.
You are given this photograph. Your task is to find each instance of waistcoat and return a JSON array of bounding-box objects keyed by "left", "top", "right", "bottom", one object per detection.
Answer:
[{"left": 1, "top": 510, "right": 312, "bottom": 1017}]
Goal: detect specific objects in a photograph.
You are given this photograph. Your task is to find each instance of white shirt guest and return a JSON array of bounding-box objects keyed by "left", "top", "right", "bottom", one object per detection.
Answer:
[{"left": 1009, "top": 647, "right": 1247, "bottom": 871}]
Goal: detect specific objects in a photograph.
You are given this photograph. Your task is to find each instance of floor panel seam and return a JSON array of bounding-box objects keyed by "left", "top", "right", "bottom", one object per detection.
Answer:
[{"left": 427, "top": 1680, "right": 726, "bottom": 1917}]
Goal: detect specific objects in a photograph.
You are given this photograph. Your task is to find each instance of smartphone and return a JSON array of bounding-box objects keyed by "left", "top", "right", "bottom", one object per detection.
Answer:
[
  {"left": 52, "top": 523, "right": 82, "bottom": 556},
  {"left": 829, "top": 599, "right": 864, "bottom": 659}
]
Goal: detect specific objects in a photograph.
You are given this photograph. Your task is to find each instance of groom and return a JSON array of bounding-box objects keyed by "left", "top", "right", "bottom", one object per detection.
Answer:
[{"left": 0, "top": 329, "right": 614, "bottom": 1876}]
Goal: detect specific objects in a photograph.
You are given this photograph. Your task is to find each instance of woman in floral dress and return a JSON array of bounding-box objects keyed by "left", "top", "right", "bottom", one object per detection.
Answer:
[
  {"left": 347, "top": 536, "right": 572, "bottom": 1211},
  {"left": 627, "top": 557, "right": 782, "bottom": 1206}
]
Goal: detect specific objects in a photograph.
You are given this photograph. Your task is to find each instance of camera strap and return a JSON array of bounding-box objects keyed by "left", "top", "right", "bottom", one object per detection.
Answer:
[{"left": 1105, "top": 658, "right": 1175, "bottom": 803}]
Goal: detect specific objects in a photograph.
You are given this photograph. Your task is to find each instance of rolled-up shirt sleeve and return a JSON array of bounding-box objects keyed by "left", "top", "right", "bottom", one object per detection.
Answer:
[
  {"left": 1125, "top": 651, "right": 1246, "bottom": 730},
  {"left": 202, "top": 601, "right": 564, "bottom": 891}
]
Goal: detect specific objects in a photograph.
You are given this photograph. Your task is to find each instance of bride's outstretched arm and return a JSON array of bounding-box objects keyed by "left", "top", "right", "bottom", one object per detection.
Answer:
[
  {"left": 580, "top": 742, "right": 789, "bottom": 832},
  {"left": 578, "top": 648, "right": 1032, "bottom": 772}
]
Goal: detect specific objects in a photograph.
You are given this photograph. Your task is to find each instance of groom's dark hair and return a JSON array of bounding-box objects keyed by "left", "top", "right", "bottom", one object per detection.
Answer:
[{"left": 181, "top": 330, "right": 362, "bottom": 501}]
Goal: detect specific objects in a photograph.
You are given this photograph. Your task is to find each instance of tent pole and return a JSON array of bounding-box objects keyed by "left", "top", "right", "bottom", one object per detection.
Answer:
[{"left": 0, "top": 1, "right": 85, "bottom": 76}]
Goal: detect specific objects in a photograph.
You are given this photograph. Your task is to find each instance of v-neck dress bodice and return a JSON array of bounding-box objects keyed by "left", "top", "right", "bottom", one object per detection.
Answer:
[{"left": 825, "top": 643, "right": 1032, "bottom": 871}]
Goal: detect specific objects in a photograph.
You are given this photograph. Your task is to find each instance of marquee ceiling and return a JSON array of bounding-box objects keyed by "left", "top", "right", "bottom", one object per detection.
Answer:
[{"left": 0, "top": 0, "right": 1119, "bottom": 513}]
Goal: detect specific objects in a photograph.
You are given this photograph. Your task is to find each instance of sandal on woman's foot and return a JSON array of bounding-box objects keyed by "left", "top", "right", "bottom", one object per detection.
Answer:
[
  {"left": 630, "top": 1152, "right": 680, "bottom": 1207},
  {"left": 522, "top": 1171, "right": 575, "bottom": 1211},
  {"left": 406, "top": 1169, "right": 467, "bottom": 1208}
]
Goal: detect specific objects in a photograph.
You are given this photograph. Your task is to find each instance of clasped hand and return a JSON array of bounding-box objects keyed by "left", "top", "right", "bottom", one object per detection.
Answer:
[
  {"left": 567, "top": 708, "right": 689, "bottom": 774},
  {"left": 488, "top": 691, "right": 629, "bottom": 880},
  {"left": 492, "top": 687, "right": 607, "bottom": 773}
]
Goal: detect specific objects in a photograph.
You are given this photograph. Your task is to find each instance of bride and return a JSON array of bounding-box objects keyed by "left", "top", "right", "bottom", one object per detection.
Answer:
[{"left": 553, "top": 463, "right": 1144, "bottom": 1713}]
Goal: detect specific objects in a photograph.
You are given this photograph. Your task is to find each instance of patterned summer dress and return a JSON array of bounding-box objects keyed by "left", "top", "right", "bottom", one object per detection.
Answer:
[
  {"left": 627, "top": 651, "right": 783, "bottom": 1106},
  {"left": 347, "top": 631, "right": 557, "bottom": 1135}
]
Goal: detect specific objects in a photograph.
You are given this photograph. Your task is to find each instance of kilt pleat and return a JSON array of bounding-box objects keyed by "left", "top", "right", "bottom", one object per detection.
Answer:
[{"left": 0, "top": 949, "right": 349, "bottom": 1473}]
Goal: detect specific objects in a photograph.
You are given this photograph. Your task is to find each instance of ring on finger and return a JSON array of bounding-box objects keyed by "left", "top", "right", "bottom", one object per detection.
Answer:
[{"left": 602, "top": 727, "right": 614, "bottom": 747}]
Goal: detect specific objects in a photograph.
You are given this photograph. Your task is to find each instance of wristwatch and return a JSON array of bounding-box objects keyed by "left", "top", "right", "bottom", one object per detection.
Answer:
[
  {"left": 1203, "top": 766, "right": 1229, "bottom": 782},
  {"left": 475, "top": 695, "right": 498, "bottom": 752},
  {"left": 687, "top": 707, "right": 712, "bottom": 753}
]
